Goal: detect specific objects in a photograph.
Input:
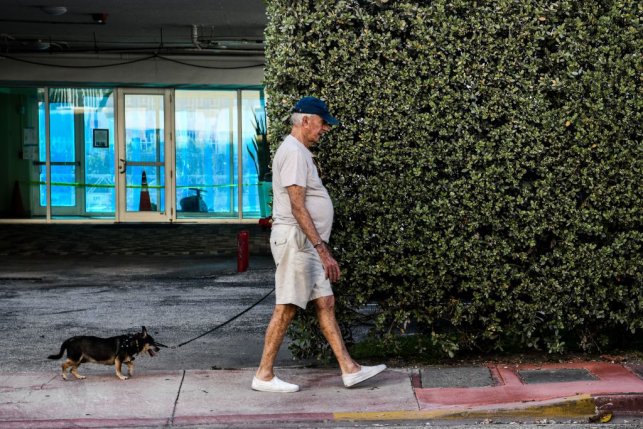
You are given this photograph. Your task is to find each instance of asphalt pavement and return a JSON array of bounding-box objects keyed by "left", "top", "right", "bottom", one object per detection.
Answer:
[
  {"left": 0, "top": 255, "right": 293, "bottom": 373},
  {"left": 1, "top": 253, "right": 643, "bottom": 427}
]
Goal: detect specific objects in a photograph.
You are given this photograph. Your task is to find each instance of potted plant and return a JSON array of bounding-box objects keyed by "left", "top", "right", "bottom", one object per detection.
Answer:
[{"left": 248, "top": 112, "right": 272, "bottom": 218}]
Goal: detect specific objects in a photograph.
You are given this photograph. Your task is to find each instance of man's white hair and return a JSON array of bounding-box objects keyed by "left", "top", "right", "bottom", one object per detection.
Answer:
[{"left": 290, "top": 112, "right": 314, "bottom": 126}]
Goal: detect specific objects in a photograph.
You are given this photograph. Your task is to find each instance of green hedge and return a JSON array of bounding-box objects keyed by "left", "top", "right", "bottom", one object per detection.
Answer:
[{"left": 264, "top": 0, "right": 643, "bottom": 357}]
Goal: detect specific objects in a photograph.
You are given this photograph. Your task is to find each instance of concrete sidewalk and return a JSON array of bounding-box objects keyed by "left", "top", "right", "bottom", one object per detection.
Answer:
[{"left": 1, "top": 362, "right": 642, "bottom": 428}]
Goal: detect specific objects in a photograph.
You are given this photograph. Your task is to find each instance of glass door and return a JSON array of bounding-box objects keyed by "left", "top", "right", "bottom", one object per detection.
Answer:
[
  {"left": 41, "top": 89, "right": 84, "bottom": 217},
  {"left": 32, "top": 88, "right": 116, "bottom": 219},
  {"left": 117, "top": 89, "right": 173, "bottom": 222},
  {"left": 174, "top": 90, "right": 238, "bottom": 219}
]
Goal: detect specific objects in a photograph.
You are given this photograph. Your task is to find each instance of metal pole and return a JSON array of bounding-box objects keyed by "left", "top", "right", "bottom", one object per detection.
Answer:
[
  {"left": 45, "top": 87, "right": 51, "bottom": 221},
  {"left": 114, "top": 88, "right": 120, "bottom": 222},
  {"left": 156, "top": 94, "right": 161, "bottom": 210},
  {"left": 228, "top": 97, "right": 234, "bottom": 215},
  {"left": 237, "top": 90, "right": 243, "bottom": 219},
  {"left": 168, "top": 89, "right": 175, "bottom": 221}
]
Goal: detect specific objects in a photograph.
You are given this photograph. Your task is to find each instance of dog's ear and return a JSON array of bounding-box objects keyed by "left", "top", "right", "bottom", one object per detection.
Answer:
[{"left": 141, "top": 326, "right": 148, "bottom": 337}]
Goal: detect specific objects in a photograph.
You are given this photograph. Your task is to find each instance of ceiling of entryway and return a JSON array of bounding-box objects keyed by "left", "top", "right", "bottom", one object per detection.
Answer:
[{"left": 0, "top": 0, "right": 267, "bottom": 55}]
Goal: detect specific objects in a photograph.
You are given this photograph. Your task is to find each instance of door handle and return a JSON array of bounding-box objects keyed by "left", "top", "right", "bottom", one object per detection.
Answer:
[{"left": 119, "top": 158, "right": 127, "bottom": 174}]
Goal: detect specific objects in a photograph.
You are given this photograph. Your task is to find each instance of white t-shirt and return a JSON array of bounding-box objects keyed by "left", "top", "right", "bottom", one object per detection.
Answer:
[{"left": 271, "top": 135, "right": 334, "bottom": 242}]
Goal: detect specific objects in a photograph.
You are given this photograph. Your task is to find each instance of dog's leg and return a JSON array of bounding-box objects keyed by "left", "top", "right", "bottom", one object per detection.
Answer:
[
  {"left": 61, "top": 360, "right": 74, "bottom": 381},
  {"left": 126, "top": 361, "right": 134, "bottom": 377},
  {"left": 70, "top": 363, "right": 86, "bottom": 380},
  {"left": 114, "top": 358, "right": 129, "bottom": 380}
]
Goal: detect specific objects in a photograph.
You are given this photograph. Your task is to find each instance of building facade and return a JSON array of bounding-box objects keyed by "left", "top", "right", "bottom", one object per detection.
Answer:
[{"left": 0, "top": 2, "right": 268, "bottom": 224}]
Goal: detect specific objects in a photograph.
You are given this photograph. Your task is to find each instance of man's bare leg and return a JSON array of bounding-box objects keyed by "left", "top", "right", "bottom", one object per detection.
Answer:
[
  {"left": 256, "top": 303, "right": 298, "bottom": 381},
  {"left": 313, "top": 295, "right": 360, "bottom": 375}
]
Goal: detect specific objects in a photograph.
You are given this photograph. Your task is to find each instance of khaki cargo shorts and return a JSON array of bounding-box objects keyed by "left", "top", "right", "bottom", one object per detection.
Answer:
[{"left": 270, "top": 224, "right": 333, "bottom": 309}]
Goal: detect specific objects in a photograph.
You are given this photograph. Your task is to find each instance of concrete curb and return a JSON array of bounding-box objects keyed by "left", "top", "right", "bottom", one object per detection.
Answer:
[
  {"left": 0, "top": 395, "right": 608, "bottom": 428},
  {"left": 1, "top": 396, "right": 641, "bottom": 428}
]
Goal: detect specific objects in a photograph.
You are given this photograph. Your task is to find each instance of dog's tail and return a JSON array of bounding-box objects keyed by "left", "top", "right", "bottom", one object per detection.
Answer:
[{"left": 48, "top": 339, "right": 69, "bottom": 360}]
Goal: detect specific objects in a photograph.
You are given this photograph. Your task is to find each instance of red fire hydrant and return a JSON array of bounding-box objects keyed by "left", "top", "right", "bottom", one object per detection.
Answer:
[{"left": 237, "top": 231, "right": 249, "bottom": 272}]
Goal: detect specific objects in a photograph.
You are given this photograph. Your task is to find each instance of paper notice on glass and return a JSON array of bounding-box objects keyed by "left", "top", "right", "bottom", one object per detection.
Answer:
[
  {"left": 23, "top": 145, "right": 38, "bottom": 160},
  {"left": 23, "top": 127, "right": 37, "bottom": 145}
]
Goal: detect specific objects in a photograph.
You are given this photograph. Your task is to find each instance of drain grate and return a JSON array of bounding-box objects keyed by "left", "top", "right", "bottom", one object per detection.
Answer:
[{"left": 518, "top": 368, "right": 598, "bottom": 384}]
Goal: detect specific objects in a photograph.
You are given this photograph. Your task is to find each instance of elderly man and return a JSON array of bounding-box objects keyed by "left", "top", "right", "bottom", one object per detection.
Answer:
[{"left": 252, "top": 96, "right": 386, "bottom": 393}]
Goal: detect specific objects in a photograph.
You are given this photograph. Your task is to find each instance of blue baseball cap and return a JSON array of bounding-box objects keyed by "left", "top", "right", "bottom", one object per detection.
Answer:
[{"left": 291, "top": 96, "right": 339, "bottom": 125}]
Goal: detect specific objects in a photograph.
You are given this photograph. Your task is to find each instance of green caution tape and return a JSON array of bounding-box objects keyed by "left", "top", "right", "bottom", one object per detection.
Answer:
[
  {"left": 22, "top": 180, "right": 162, "bottom": 189},
  {"left": 22, "top": 180, "right": 116, "bottom": 189},
  {"left": 21, "top": 181, "right": 265, "bottom": 189}
]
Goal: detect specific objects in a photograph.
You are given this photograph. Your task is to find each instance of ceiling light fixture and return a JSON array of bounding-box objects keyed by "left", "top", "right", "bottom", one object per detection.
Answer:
[{"left": 40, "top": 6, "right": 68, "bottom": 16}]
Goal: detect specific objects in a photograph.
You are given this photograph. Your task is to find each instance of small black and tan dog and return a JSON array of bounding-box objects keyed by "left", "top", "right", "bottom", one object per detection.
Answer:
[{"left": 48, "top": 326, "right": 165, "bottom": 380}]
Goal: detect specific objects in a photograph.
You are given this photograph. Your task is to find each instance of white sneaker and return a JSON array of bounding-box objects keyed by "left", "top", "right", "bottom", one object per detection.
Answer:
[
  {"left": 251, "top": 375, "right": 300, "bottom": 393},
  {"left": 342, "top": 364, "right": 387, "bottom": 387}
]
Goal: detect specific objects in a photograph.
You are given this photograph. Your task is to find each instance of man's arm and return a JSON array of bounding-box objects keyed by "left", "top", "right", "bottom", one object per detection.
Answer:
[{"left": 286, "top": 185, "right": 340, "bottom": 282}]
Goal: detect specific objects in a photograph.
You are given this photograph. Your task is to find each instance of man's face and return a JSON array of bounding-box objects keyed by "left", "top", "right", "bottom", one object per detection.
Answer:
[{"left": 303, "top": 114, "right": 330, "bottom": 144}]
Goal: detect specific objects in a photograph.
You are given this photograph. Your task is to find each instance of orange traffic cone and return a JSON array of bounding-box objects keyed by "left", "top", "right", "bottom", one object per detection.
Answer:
[{"left": 139, "top": 171, "right": 152, "bottom": 211}]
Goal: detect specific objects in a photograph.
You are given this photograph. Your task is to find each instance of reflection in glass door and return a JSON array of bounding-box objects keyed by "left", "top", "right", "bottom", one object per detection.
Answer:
[
  {"left": 117, "top": 89, "right": 172, "bottom": 221},
  {"left": 175, "top": 90, "right": 238, "bottom": 218},
  {"left": 35, "top": 88, "right": 116, "bottom": 219},
  {"left": 174, "top": 89, "right": 267, "bottom": 220}
]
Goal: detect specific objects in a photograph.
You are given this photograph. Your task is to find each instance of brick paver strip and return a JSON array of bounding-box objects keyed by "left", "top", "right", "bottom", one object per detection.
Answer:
[{"left": 415, "top": 362, "right": 643, "bottom": 409}]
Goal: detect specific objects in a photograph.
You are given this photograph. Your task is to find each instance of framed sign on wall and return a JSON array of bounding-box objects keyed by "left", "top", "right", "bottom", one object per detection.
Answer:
[{"left": 93, "top": 129, "right": 109, "bottom": 148}]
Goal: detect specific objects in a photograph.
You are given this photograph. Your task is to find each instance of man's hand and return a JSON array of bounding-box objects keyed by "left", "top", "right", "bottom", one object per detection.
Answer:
[
  {"left": 317, "top": 243, "right": 341, "bottom": 282},
  {"left": 287, "top": 185, "right": 341, "bottom": 282}
]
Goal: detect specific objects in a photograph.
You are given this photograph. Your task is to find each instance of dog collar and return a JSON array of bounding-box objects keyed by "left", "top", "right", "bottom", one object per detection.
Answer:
[{"left": 119, "top": 335, "right": 138, "bottom": 353}]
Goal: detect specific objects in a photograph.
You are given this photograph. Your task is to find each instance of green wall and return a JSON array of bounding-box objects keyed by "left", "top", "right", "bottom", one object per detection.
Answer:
[
  {"left": 0, "top": 89, "right": 41, "bottom": 217},
  {"left": 265, "top": 0, "right": 643, "bottom": 357}
]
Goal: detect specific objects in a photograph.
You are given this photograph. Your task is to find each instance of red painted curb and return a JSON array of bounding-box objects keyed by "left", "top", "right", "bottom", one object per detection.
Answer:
[
  {"left": 594, "top": 393, "right": 643, "bottom": 416},
  {"left": 415, "top": 362, "right": 643, "bottom": 409}
]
